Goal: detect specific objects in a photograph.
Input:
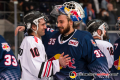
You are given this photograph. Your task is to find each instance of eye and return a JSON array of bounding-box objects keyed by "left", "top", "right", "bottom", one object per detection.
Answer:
[
  {"left": 60, "top": 20, "right": 63, "bottom": 23},
  {"left": 42, "top": 23, "right": 46, "bottom": 26}
]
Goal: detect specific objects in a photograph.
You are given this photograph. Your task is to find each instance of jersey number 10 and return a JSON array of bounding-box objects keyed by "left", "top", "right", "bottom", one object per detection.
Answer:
[{"left": 30, "top": 47, "right": 40, "bottom": 58}]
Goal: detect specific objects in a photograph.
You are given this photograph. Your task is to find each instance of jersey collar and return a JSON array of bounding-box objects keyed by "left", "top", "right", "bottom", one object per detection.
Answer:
[{"left": 58, "top": 29, "right": 77, "bottom": 44}]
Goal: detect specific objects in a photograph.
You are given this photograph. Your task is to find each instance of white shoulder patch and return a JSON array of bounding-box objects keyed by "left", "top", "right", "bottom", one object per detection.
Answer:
[{"left": 2, "top": 43, "right": 11, "bottom": 52}]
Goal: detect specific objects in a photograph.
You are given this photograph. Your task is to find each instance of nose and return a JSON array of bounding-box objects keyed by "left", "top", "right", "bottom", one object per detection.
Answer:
[
  {"left": 105, "top": 29, "right": 106, "bottom": 33},
  {"left": 57, "top": 22, "right": 60, "bottom": 28},
  {"left": 44, "top": 25, "right": 47, "bottom": 29}
]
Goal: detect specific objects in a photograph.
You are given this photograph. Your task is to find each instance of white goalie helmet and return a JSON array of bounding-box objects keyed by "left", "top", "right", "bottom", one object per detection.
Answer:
[{"left": 50, "top": 1, "right": 85, "bottom": 22}]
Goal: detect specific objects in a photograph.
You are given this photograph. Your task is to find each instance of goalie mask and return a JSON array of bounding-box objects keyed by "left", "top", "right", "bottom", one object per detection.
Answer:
[
  {"left": 50, "top": 1, "right": 85, "bottom": 22},
  {"left": 87, "top": 19, "right": 109, "bottom": 40},
  {"left": 24, "top": 11, "right": 48, "bottom": 34}
]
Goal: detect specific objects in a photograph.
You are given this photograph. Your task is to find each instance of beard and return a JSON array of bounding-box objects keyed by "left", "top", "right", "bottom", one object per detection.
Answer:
[
  {"left": 58, "top": 23, "right": 70, "bottom": 34},
  {"left": 103, "top": 33, "right": 108, "bottom": 40}
]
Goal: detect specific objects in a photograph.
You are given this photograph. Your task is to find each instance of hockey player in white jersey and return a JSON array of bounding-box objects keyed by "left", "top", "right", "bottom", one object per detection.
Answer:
[
  {"left": 87, "top": 19, "right": 114, "bottom": 70},
  {"left": 18, "top": 11, "right": 71, "bottom": 80}
]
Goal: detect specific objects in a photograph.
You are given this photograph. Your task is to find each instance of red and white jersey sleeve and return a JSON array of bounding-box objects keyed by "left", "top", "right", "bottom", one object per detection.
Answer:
[
  {"left": 95, "top": 40, "right": 114, "bottom": 69},
  {"left": 18, "top": 36, "right": 60, "bottom": 80}
]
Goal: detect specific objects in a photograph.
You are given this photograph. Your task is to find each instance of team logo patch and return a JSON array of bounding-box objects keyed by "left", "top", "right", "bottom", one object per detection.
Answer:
[
  {"left": 69, "top": 71, "right": 77, "bottom": 79},
  {"left": 68, "top": 58, "right": 76, "bottom": 69},
  {"left": 50, "top": 29, "right": 54, "bottom": 32},
  {"left": 91, "top": 39, "right": 97, "bottom": 46},
  {"left": 47, "top": 28, "right": 54, "bottom": 32},
  {"left": 68, "top": 40, "right": 79, "bottom": 47},
  {"left": 114, "top": 56, "right": 120, "bottom": 70},
  {"left": 70, "top": 10, "right": 80, "bottom": 21},
  {"left": 2, "top": 43, "right": 10, "bottom": 52}
]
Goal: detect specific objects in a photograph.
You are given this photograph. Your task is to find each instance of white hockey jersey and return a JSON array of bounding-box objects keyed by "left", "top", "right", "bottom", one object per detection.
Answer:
[
  {"left": 18, "top": 36, "right": 60, "bottom": 80},
  {"left": 95, "top": 40, "right": 114, "bottom": 69}
]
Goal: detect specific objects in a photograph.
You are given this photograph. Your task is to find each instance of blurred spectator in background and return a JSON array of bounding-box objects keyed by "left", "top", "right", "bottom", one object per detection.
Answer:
[
  {"left": 7, "top": 0, "right": 39, "bottom": 23},
  {"left": 89, "top": 0, "right": 101, "bottom": 18},
  {"left": 98, "top": 8, "right": 109, "bottom": 23},
  {"left": 0, "top": 0, "right": 4, "bottom": 19},
  {"left": 21, "top": 0, "right": 30, "bottom": 15},
  {"left": 83, "top": 3, "right": 95, "bottom": 24},
  {"left": 79, "top": 0, "right": 88, "bottom": 8},
  {"left": 110, "top": 0, "right": 120, "bottom": 17},
  {"left": 39, "top": 3, "right": 50, "bottom": 13},
  {"left": 39, "top": 0, "right": 64, "bottom": 2},
  {"left": 115, "top": 17, "right": 120, "bottom": 30},
  {"left": 0, "top": 0, "right": 10, "bottom": 19},
  {"left": 101, "top": 0, "right": 108, "bottom": 10},
  {"left": 19, "top": 0, "right": 39, "bottom": 15},
  {"left": 107, "top": 3, "right": 117, "bottom": 30},
  {"left": 66, "top": 0, "right": 79, "bottom": 2},
  {"left": 8, "top": 0, "right": 21, "bottom": 23}
]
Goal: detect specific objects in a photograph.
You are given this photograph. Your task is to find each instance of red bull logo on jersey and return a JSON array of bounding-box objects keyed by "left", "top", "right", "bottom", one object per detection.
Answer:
[
  {"left": 91, "top": 39, "right": 97, "bottom": 46},
  {"left": 2, "top": 43, "right": 10, "bottom": 52},
  {"left": 47, "top": 28, "right": 54, "bottom": 32},
  {"left": 62, "top": 58, "right": 76, "bottom": 69},
  {"left": 68, "top": 58, "right": 76, "bottom": 69},
  {"left": 50, "top": 29, "right": 54, "bottom": 32},
  {"left": 68, "top": 40, "right": 79, "bottom": 47},
  {"left": 114, "top": 56, "right": 120, "bottom": 70},
  {"left": 114, "top": 59, "right": 119, "bottom": 69}
]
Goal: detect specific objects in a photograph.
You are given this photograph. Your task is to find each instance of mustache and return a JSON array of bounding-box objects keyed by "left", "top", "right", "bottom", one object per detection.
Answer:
[{"left": 58, "top": 27, "right": 64, "bottom": 29}]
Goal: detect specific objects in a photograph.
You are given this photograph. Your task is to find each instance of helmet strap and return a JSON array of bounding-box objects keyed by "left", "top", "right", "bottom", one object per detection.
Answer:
[
  {"left": 92, "top": 31, "right": 103, "bottom": 40},
  {"left": 31, "top": 23, "right": 38, "bottom": 35}
]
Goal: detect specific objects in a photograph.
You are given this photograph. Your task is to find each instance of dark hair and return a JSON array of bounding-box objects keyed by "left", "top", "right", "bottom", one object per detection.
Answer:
[
  {"left": 73, "top": 21, "right": 81, "bottom": 29},
  {"left": 66, "top": 15, "right": 80, "bottom": 28},
  {"left": 87, "top": 19, "right": 104, "bottom": 35},
  {"left": 27, "top": 29, "right": 33, "bottom": 35},
  {"left": 27, "top": 23, "right": 36, "bottom": 35}
]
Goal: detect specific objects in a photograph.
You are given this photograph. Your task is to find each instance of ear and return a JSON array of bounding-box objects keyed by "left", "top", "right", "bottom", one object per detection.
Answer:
[
  {"left": 68, "top": 20, "right": 73, "bottom": 26},
  {"left": 31, "top": 24, "right": 37, "bottom": 31},
  {"left": 97, "top": 29, "right": 102, "bottom": 36}
]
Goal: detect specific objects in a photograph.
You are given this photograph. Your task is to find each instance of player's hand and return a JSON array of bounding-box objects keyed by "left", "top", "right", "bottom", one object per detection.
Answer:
[
  {"left": 59, "top": 52, "right": 71, "bottom": 67},
  {"left": 15, "top": 26, "right": 25, "bottom": 36}
]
